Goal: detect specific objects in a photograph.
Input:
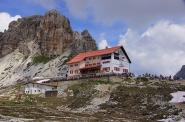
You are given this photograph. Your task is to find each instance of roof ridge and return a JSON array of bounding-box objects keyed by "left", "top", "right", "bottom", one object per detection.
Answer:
[
  {"left": 67, "top": 46, "right": 123, "bottom": 64},
  {"left": 80, "top": 45, "right": 121, "bottom": 54}
]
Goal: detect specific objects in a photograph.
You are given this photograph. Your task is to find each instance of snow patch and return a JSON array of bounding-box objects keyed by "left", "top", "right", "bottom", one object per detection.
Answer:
[
  {"left": 170, "top": 91, "right": 185, "bottom": 103},
  {"left": 36, "top": 79, "right": 50, "bottom": 83},
  {"left": 32, "top": 76, "right": 45, "bottom": 80},
  {"left": 158, "top": 118, "right": 185, "bottom": 122}
]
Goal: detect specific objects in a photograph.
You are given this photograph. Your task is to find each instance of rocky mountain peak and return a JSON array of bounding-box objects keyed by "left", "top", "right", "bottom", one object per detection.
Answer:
[
  {"left": 174, "top": 65, "right": 185, "bottom": 80},
  {"left": 45, "top": 9, "right": 60, "bottom": 16},
  {"left": 181, "top": 65, "right": 185, "bottom": 69},
  {"left": 0, "top": 32, "right": 3, "bottom": 37},
  {"left": 0, "top": 10, "right": 97, "bottom": 58},
  {"left": 0, "top": 10, "right": 97, "bottom": 87},
  {"left": 81, "top": 29, "right": 91, "bottom": 37}
]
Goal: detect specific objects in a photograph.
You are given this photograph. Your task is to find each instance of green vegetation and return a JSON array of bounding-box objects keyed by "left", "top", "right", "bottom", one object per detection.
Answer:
[
  {"left": 135, "top": 77, "right": 149, "bottom": 85},
  {"left": 89, "top": 79, "right": 111, "bottom": 84},
  {"left": 24, "top": 94, "right": 38, "bottom": 105},
  {"left": 124, "top": 77, "right": 134, "bottom": 83},
  {"left": 67, "top": 81, "right": 98, "bottom": 108},
  {"left": 136, "top": 77, "right": 149, "bottom": 82},
  {"left": 32, "top": 54, "right": 51, "bottom": 64},
  {"left": 66, "top": 52, "right": 76, "bottom": 63},
  {"left": 100, "top": 85, "right": 181, "bottom": 121},
  {"left": 1, "top": 78, "right": 185, "bottom": 121}
]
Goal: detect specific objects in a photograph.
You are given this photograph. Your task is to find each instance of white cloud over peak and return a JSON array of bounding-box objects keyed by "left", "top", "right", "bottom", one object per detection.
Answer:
[
  {"left": 98, "top": 33, "right": 110, "bottom": 49},
  {"left": 0, "top": 12, "right": 21, "bottom": 32},
  {"left": 98, "top": 39, "right": 109, "bottom": 49},
  {"left": 64, "top": 0, "right": 185, "bottom": 28},
  {"left": 119, "top": 21, "right": 185, "bottom": 75}
]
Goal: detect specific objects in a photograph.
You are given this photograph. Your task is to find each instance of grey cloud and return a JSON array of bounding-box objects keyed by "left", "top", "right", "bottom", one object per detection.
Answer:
[
  {"left": 64, "top": 0, "right": 185, "bottom": 28},
  {"left": 26, "top": 0, "right": 57, "bottom": 9}
]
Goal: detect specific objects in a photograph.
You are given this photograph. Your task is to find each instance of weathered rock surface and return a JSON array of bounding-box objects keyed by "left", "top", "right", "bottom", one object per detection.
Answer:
[
  {"left": 174, "top": 65, "right": 185, "bottom": 80},
  {"left": 0, "top": 49, "right": 70, "bottom": 87},
  {"left": 0, "top": 10, "right": 97, "bottom": 87},
  {"left": 0, "top": 9, "right": 97, "bottom": 58}
]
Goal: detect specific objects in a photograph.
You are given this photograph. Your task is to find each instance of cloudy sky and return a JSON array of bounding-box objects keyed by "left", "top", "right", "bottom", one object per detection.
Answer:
[{"left": 1, "top": 0, "right": 185, "bottom": 75}]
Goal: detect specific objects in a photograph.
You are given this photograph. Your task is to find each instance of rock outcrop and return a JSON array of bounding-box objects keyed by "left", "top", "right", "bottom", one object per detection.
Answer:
[
  {"left": 174, "top": 65, "right": 185, "bottom": 80},
  {"left": 0, "top": 10, "right": 97, "bottom": 87},
  {"left": 0, "top": 10, "right": 97, "bottom": 58}
]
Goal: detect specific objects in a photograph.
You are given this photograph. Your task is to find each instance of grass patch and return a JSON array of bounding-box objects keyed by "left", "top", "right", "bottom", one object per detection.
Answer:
[
  {"left": 23, "top": 94, "right": 38, "bottom": 105},
  {"left": 136, "top": 77, "right": 149, "bottom": 82},
  {"left": 89, "top": 79, "right": 110, "bottom": 84},
  {"left": 67, "top": 81, "right": 98, "bottom": 108},
  {"left": 32, "top": 55, "right": 51, "bottom": 64},
  {"left": 124, "top": 77, "right": 135, "bottom": 83},
  {"left": 135, "top": 77, "right": 149, "bottom": 85},
  {"left": 100, "top": 85, "right": 180, "bottom": 121}
]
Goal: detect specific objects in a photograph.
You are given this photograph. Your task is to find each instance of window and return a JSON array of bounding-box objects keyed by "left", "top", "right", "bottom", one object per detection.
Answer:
[
  {"left": 38, "top": 90, "right": 41, "bottom": 92},
  {"left": 75, "top": 64, "right": 78, "bottom": 66},
  {"left": 123, "top": 69, "right": 128, "bottom": 73},
  {"left": 93, "top": 63, "right": 96, "bottom": 66},
  {"left": 75, "top": 70, "right": 79, "bottom": 74},
  {"left": 103, "top": 61, "right": 110, "bottom": 64},
  {"left": 103, "top": 67, "right": 110, "bottom": 72},
  {"left": 114, "top": 53, "right": 119, "bottom": 60},
  {"left": 102, "top": 54, "right": 111, "bottom": 60},
  {"left": 70, "top": 65, "right": 73, "bottom": 67},
  {"left": 35, "top": 90, "right": 37, "bottom": 92},
  {"left": 97, "top": 63, "right": 101, "bottom": 65},
  {"left": 53, "top": 47, "right": 57, "bottom": 50},
  {"left": 114, "top": 67, "right": 120, "bottom": 71},
  {"left": 70, "top": 70, "right": 73, "bottom": 74},
  {"left": 89, "top": 57, "right": 92, "bottom": 60},
  {"left": 93, "top": 57, "right": 96, "bottom": 59}
]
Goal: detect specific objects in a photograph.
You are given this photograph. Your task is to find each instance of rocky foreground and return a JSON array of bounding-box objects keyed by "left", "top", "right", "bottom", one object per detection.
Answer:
[{"left": 0, "top": 77, "right": 185, "bottom": 122}]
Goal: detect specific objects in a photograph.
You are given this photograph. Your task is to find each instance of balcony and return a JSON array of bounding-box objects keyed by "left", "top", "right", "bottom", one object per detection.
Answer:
[{"left": 84, "top": 62, "right": 101, "bottom": 68}]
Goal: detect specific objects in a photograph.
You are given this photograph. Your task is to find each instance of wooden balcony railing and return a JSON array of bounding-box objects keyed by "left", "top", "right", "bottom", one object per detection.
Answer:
[{"left": 85, "top": 62, "right": 101, "bottom": 68}]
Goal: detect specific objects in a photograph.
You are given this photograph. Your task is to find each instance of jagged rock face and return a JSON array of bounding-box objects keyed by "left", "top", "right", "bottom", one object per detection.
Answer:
[
  {"left": 38, "top": 10, "right": 74, "bottom": 56},
  {"left": 0, "top": 10, "right": 97, "bottom": 58},
  {"left": 0, "top": 15, "right": 42, "bottom": 56},
  {"left": 72, "top": 30, "right": 97, "bottom": 54},
  {"left": 174, "top": 65, "right": 185, "bottom": 80}
]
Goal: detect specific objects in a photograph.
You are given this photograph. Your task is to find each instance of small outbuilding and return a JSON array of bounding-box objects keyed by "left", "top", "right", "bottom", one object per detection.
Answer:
[{"left": 24, "top": 82, "right": 57, "bottom": 95}]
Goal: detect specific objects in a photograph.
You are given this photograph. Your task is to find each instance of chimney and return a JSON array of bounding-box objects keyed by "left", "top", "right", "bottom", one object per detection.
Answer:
[{"left": 105, "top": 46, "right": 108, "bottom": 49}]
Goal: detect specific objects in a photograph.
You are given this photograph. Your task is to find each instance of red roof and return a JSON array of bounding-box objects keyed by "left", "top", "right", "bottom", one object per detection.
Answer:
[{"left": 67, "top": 46, "right": 131, "bottom": 64}]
